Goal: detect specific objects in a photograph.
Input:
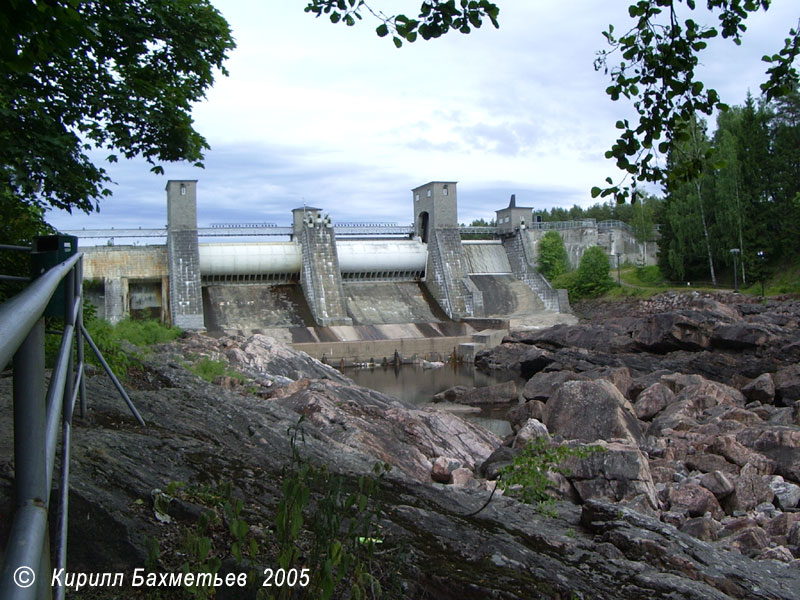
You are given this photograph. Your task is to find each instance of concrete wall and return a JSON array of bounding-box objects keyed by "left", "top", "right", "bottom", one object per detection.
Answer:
[
  {"left": 81, "top": 245, "right": 169, "bottom": 323},
  {"left": 527, "top": 223, "right": 658, "bottom": 269},
  {"left": 412, "top": 182, "right": 483, "bottom": 319},
  {"left": 203, "top": 283, "right": 315, "bottom": 332},
  {"left": 469, "top": 274, "right": 545, "bottom": 317},
  {"left": 292, "top": 336, "right": 475, "bottom": 365},
  {"left": 82, "top": 245, "right": 168, "bottom": 280},
  {"left": 343, "top": 281, "right": 448, "bottom": 325},
  {"left": 463, "top": 242, "right": 512, "bottom": 274}
]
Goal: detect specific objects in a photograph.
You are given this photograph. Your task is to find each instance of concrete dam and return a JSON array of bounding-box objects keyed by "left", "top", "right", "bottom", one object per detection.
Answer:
[{"left": 71, "top": 181, "right": 654, "bottom": 363}]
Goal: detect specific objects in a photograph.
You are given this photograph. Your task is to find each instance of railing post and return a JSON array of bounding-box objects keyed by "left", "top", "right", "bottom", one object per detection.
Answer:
[
  {"left": 13, "top": 318, "right": 47, "bottom": 507},
  {"left": 12, "top": 317, "right": 52, "bottom": 599}
]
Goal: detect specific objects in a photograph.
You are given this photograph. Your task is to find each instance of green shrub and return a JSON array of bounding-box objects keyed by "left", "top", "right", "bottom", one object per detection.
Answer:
[
  {"left": 79, "top": 309, "right": 181, "bottom": 381},
  {"left": 551, "top": 270, "right": 578, "bottom": 294},
  {"left": 499, "top": 437, "right": 600, "bottom": 513},
  {"left": 84, "top": 316, "right": 133, "bottom": 378},
  {"left": 274, "top": 421, "right": 390, "bottom": 600},
  {"left": 569, "top": 246, "right": 615, "bottom": 300},
  {"left": 537, "top": 231, "right": 570, "bottom": 280}
]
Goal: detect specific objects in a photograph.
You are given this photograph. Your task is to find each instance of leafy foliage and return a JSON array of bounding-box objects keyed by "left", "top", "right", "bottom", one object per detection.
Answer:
[
  {"left": 272, "top": 420, "right": 392, "bottom": 600},
  {"left": 499, "top": 437, "right": 600, "bottom": 512},
  {"left": 537, "top": 231, "right": 570, "bottom": 280},
  {"left": 1, "top": 0, "right": 235, "bottom": 213},
  {"left": 572, "top": 246, "right": 616, "bottom": 299},
  {"left": 632, "top": 265, "right": 664, "bottom": 286},
  {"left": 304, "top": 0, "right": 500, "bottom": 48},
  {"left": 658, "top": 89, "right": 800, "bottom": 284},
  {"left": 0, "top": 194, "right": 54, "bottom": 301},
  {"left": 593, "top": 1, "right": 800, "bottom": 204}
]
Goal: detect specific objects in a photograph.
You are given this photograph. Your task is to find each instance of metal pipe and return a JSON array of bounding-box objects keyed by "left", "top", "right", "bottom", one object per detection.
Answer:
[
  {"left": 55, "top": 417, "right": 72, "bottom": 600},
  {"left": 76, "top": 260, "right": 86, "bottom": 418},
  {"left": 0, "top": 252, "right": 81, "bottom": 372},
  {"left": 44, "top": 321, "right": 73, "bottom": 484},
  {"left": 13, "top": 319, "right": 47, "bottom": 507},
  {"left": 0, "top": 504, "right": 49, "bottom": 600},
  {"left": 80, "top": 323, "right": 146, "bottom": 426},
  {"left": 54, "top": 269, "right": 76, "bottom": 600},
  {"left": 0, "top": 244, "right": 32, "bottom": 251},
  {"left": 0, "top": 275, "right": 31, "bottom": 282}
]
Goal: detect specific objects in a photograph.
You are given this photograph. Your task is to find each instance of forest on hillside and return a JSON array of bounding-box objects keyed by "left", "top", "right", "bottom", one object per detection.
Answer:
[{"left": 658, "top": 88, "right": 799, "bottom": 286}]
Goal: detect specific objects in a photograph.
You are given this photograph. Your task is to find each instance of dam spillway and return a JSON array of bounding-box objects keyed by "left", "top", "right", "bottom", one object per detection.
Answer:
[
  {"left": 198, "top": 239, "right": 427, "bottom": 282},
  {"left": 76, "top": 180, "right": 656, "bottom": 361}
]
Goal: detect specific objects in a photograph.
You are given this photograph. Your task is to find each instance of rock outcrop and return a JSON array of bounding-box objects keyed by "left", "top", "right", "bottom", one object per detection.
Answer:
[
  {"left": 475, "top": 292, "right": 800, "bottom": 575},
  {"left": 2, "top": 293, "right": 799, "bottom": 598}
]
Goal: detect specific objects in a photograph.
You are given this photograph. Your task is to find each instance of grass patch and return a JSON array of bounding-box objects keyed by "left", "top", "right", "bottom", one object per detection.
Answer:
[
  {"left": 187, "top": 357, "right": 248, "bottom": 383},
  {"left": 112, "top": 318, "right": 182, "bottom": 346}
]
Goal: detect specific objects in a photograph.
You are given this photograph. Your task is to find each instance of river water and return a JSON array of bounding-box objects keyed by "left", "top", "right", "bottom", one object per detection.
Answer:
[{"left": 340, "top": 363, "right": 517, "bottom": 438}]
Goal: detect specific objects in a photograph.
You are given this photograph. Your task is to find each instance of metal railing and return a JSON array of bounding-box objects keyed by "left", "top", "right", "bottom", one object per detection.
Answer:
[{"left": 0, "top": 241, "right": 143, "bottom": 600}]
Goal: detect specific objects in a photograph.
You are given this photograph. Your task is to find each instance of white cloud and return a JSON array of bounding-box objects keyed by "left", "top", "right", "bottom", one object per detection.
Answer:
[{"left": 47, "top": 0, "right": 798, "bottom": 234}]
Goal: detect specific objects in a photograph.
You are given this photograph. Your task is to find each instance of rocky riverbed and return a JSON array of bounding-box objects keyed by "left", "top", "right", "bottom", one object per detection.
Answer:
[{"left": 1, "top": 292, "right": 799, "bottom": 598}]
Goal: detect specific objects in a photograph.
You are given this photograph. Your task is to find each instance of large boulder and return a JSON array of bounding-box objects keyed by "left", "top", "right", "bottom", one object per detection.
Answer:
[
  {"left": 518, "top": 346, "right": 557, "bottom": 378},
  {"left": 674, "top": 378, "right": 746, "bottom": 412},
  {"left": 512, "top": 418, "right": 550, "bottom": 448},
  {"left": 711, "top": 323, "right": 773, "bottom": 351},
  {"left": 543, "top": 380, "right": 644, "bottom": 445},
  {"left": 647, "top": 379, "right": 746, "bottom": 438},
  {"left": 507, "top": 399, "right": 545, "bottom": 430},
  {"left": 773, "top": 364, "right": 800, "bottom": 406},
  {"left": 736, "top": 426, "right": 800, "bottom": 483},
  {"left": 474, "top": 342, "right": 528, "bottom": 373},
  {"left": 724, "top": 463, "right": 775, "bottom": 513},
  {"left": 225, "top": 333, "right": 351, "bottom": 384},
  {"left": 432, "top": 380, "right": 518, "bottom": 405},
  {"left": 565, "top": 441, "right": 659, "bottom": 510},
  {"left": 631, "top": 313, "right": 713, "bottom": 353},
  {"left": 275, "top": 379, "right": 500, "bottom": 480},
  {"left": 509, "top": 323, "right": 636, "bottom": 353},
  {"left": 667, "top": 482, "right": 724, "bottom": 520},
  {"left": 521, "top": 370, "right": 588, "bottom": 402},
  {"left": 634, "top": 382, "right": 676, "bottom": 421}
]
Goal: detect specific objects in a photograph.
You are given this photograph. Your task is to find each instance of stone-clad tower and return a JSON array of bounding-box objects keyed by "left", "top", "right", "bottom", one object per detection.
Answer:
[{"left": 166, "top": 180, "right": 205, "bottom": 330}]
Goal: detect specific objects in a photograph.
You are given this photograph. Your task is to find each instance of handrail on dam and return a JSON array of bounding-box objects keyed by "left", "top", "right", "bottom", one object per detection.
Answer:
[
  {"left": 210, "top": 222, "right": 277, "bottom": 228},
  {"left": 64, "top": 224, "right": 416, "bottom": 239},
  {"left": 0, "top": 239, "right": 143, "bottom": 600}
]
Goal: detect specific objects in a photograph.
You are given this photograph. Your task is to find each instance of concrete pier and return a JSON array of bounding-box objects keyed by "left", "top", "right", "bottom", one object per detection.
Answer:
[{"left": 166, "top": 180, "right": 205, "bottom": 330}]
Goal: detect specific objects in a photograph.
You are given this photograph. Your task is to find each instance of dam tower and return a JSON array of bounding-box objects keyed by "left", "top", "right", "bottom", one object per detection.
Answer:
[
  {"left": 412, "top": 182, "right": 483, "bottom": 320},
  {"left": 166, "top": 180, "right": 205, "bottom": 330}
]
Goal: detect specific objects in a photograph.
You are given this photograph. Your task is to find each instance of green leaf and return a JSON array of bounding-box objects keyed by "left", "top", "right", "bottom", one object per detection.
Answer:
[
  {"left": 590, "top": 186, "right": 602, "bottom": 198},
  {"left": 376, "top": 23, "right": 388, "bottom": 37}
]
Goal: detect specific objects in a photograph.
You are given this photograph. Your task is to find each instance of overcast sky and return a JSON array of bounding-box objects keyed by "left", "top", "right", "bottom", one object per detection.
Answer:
[{"left": 48, "top": 1, "right": 797, "bottom": 234}]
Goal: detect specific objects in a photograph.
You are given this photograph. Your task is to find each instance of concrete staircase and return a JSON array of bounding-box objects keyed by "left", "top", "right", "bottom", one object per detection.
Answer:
[
  {"left": 425, "top": 228, "right": 483, "bottom": 319},
  {"left": 298, "top": 222, "right": 352, "bottom": 326},
  {"left": 502, "top": 231, "right": 570, "bottom": 313}
]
